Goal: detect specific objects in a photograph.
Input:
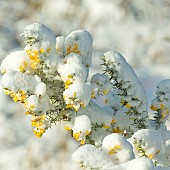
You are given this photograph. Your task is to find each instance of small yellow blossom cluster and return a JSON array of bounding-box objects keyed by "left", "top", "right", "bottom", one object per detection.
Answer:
[
  {"left": 150, "top": 102, "right": 164, "bottom": 111},
  {"left": 57, "top": 33, "right": 92, "bottom": 112},
  {"left": 72, "top": 130, "right": 90, "bottom": 145},
  {"left": 63, "top": 82, "right": 91, "bottom": 112},
  {"left": 0, "top": 23, "right": 58, "bottom": 138},
  {"left": 19, "top": 61, "right": 28, "bottom": 73},
  {"left": 63, "top": 74, "right": 73, "bottom": 89},
  {"left": 26, "top": 49, "right": 40, "bottom": 70},
  {"left": 134, "top": 139, "right": 160, "bottom": 160},
  {"left": 132, "top": 129, "right": 162, "bottom": 165},
  {"left": 64, "top": 92, "right": 81, "bottom": 111},
  {"left": 3, "top": 88, "right": 27, "bottom": 103},
  {"left": 112, "top": 127, "right": 123, "bottom": 134},
  {"left": 56, "top": 30, "right": 93, "bottom": 113},
  {"left": 66, "top": 43, "right": 81, "bottom": 55},
  {"left": 151, "top": 102, "right": 169, "bottom": 119},
  {"left": 108, "top": 144, "right": 121, "bottom": 155},
  {"left": 31, "top": 114, "right": 46, "bottom": 138},
  {"left": 102, "top": 134, "right": 135, "bottom": 164},
  {"left": 102, "top": 51, "right": 148, "bottom": 135},
  {"left": 64, "top": 115, "right": 91, "bottom": 145},
  {"left": 104, "top": 118, "right": 123, "bottom": 134},
  {"left": 91, "top": 73, "right": 112, "bottom": 99},
  {"left": 1, "top": 73, "right": 47, "bottom": 138},
  {"left": 120, "top": 99, "right": 132, "bottom": 109}
]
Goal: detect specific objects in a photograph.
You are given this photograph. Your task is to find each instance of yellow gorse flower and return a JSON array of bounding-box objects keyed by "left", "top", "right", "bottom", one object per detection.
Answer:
[
  {"left": 66, "top": 43, "right": 81, "bottom": 55},
  {"left": 108, "top": 144, "right": 121, "bottom": 155},
  {"left": 26, "top": 49, "right": 40, "bottom": 69}
]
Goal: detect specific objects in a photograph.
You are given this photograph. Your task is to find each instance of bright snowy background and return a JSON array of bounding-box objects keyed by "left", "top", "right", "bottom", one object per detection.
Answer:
[{"left": 0, "top": 0, "right": 170, "bottom": 169}]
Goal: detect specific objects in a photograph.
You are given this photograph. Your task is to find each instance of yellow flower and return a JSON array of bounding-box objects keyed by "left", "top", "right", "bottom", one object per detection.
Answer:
[
  {"left": 85, "top": 130, "right": 90, "bottom": 135},
  {"left": 125, "top": 103, "right": 131, "bottom": 109},
  {"left": 30, "top": 105, "right": 35, "bottom": 109},
  {"left": 120, "top": 99, "right": 125, "bottom": 105},
  {"left": 19, "top": 61, "right": 28, "bottom": 73},
  {"left": 112, "top": 127, "right": 122, "bottom": 134},
  {"left": 68, "top": 74, "right": 73, "bottom": 78},
  {"left": 73, "top": 92, "right": 77, "bottom": 97},
  {"left": 103, "top": 125, "right": 110, "bottom": 129},
  {"left": 114, "top": 145, "right": 121, "bottom": 150},
  {"left": 80, "top": 140, "right": 85, "bottom": 145},
  {"left": 104, "top": 99, "right": 109, "bottom": 104},
  {"left": 66, "top": 104, "right": 73, "bottom": 109},
  {"left": 64, "top": 79, "right": 72, "bottom": 89},
  {"left": 80, "top": 102, "right": 85, "bottom": 108},
  {"left": 46, "top": 48, "right": 51, "bottom": 53},
  {"left": 25, "top": 111, "right": 31, "bottom": 115},
  {"left": 33, "top": 127, "right": 45, "bottom": 138},
  {"left": 147, "top": 154, "right": 153, "bottom": 159},
  {"left": 26, "top": 49, "right": 40, "bottom": 69},
  {"left": 66, "top": 45, "right": 71, "bottom": 55},
  {"left": 10, "top": 92, "right": 19, "bottom": 102},
  {"left": 31, "top": 116, "right": 41, "bottom": 122},
  {"left": 3, "top": 88, "right": 11, "bottom": 95},
  {"left": 2, "top": 69, "right": 6, "bottom": 74},
  {"left": 39, "top": 48, "right": 45, "bottom": 53},
  {"left": 161, "top": 109, "right": 169, "bottom": 119},
  {"left": 150, "top": 105, "right": 158, "bottom": 111},
  {"left": 66, "top": 43, "right": 81, "bottom": 55},
  {"left": 111, "top": 119, "right": 116, "bottom": 124},
  {"left": 64, "top": 126, "right": 71, "bottom": 131},
  {"left": 73, "top": 132, "right": 80, "bottom": 140},
  {"left": 73, "top": 104, "right": 80, "bottom": 112},
  {"left": 108, "top": 145, "right": 121, "bottom": 155},
  {"left": 102, "top": 89, "right": 109, "bottom": 95}
]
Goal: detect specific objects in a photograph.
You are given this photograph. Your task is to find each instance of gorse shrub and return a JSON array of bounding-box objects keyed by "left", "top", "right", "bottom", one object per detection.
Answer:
[{"left": 1, "top": 23, "right": 170, "bottom": 170}]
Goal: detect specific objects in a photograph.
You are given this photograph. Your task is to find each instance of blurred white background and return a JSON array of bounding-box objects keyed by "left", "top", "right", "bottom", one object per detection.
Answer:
[{"left": 0, "top": 0, "right": 170, "bottom": 169}]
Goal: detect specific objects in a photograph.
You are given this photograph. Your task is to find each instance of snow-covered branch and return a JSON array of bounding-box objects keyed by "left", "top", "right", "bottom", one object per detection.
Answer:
[{"left": 1, "top": 23, "right": 170, "bottom": 170}]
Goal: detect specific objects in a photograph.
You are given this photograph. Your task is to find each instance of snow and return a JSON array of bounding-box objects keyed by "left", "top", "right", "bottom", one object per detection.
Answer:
[
  {"left": 103, "top": 157, "right": 154, "bottom": 170},
  {"left": 72, "top": 144, "right": 114, "bottom": 169},
  {"left": 0, "top": 51, "right": 31, "bottom": 73},
  {"left": 1, "top": 71, "right": 40, "bottom": 93},
  {"left": 102, "top": 134, "right": 135, "bottom": 164},
  {"left": 130, "top": 129, "right": 162, "bottom": 160},
  {"left": 0, "top": 0, "right": 170, "bottom": 169}
]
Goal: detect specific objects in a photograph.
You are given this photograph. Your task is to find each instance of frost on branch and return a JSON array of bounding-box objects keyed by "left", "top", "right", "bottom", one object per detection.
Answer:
[
  {"left": 102, "top": 51, "right": 149, "bottom": 136},
  {"left": 130, "top": 129, "right": 162, "bottom": 164},
  {"left": 0, "top": 23, "right": 95, "bottom": 138},
  {"left": 1, "top": 23, "right": 170, "bottom": 169},
  {"left": 151, "top": 79, "right": 170, "bottom": 129}
]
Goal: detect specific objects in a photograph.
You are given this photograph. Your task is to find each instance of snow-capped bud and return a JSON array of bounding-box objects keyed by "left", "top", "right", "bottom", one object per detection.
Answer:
[
  {"left": 91, "top": 73, "right": 112, "bottom": 98},
  {"left": 25, "top": 94, "right": 50, "bottom": 113},
  {"left": 131, "top": 129, "right": 162, "bottom": 160},
  {"left": 1, "top": 51, "right": 31, "bottom": 73},
  {"left": 35, "top": 82, "right": 46, "bottom": 97},
  {"left": 21, "top": 23, "right": 56, "bottom": 50},
  {"left": 72, "top": 144, "right": 113, "bottom": 169},
  {"left": 63, "top": 82, "right": 91, "bottom": 111},
  {"left": 65, "top": 30, "right": 93, "bottom": 67},
  {"left": 72, "top": 115, "right": 91, "bottom": 144},
  {"left": 102, "top": 134, "right": 135, "bottom": 164}
]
